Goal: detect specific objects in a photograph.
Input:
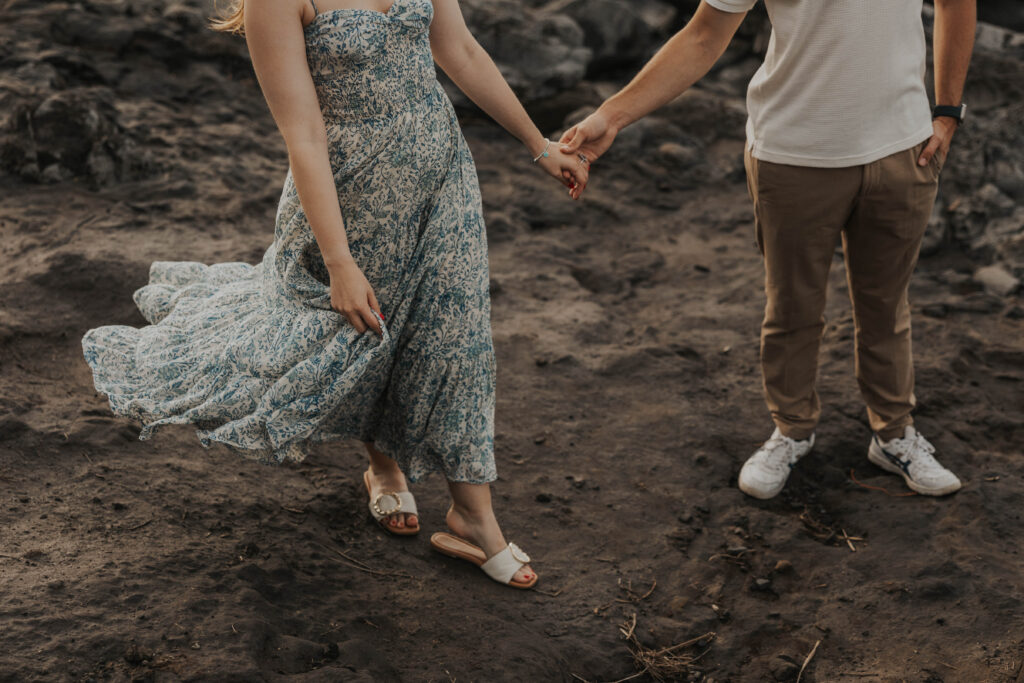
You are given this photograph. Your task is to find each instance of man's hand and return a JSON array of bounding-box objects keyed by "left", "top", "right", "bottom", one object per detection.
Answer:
[
  {"left": 918, "top": 117, "right": 958, "bottom": 167},
  {"left": 559, "top": 110, "right": 618, "bottom": 165}
]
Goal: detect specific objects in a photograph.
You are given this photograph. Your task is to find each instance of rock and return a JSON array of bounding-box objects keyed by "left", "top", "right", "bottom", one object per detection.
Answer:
[
  {"left": 571, "top": 265, "right": 624, "bottom": 294},
  {"left": 485, "top": 212, "right": 525, "bottom": 242},
  {"left": 460, "top": 0, "right": 591, "bottom": 103},
  {"left": 974, "top": 265, "right": 1020, "bottom": 296},
  {"left": 562, "top": 105, "right": 597, "bottom": 132},
  {"left": 949, "top": 292, "right": 1006, "bottom": 314},
  {"left": 635, "top": 0, "right": 679, "bottom": 34},
  {"left": 976, "top": 183, "right": 1016, "bottom": 216},
  {"left": 560, "top": 0, "right": 672, "bottom": 71},
  {"left": 657, "top": 141, "right": 701, "bottom": 170},
  {"left": 920, "top": 194, "right": 949, "bottom": 255},
  {"left": 1, "top": 86, "right": 147, "bottom": 188},
  {"left": 773, "top": 559, "right": 793, "bottom": 574},
  {"left": 987, "top": 143, "right": 1024, "bottom": 200},
  {"left": 519, "top": 186, "right": 584, "bottom": 230}
]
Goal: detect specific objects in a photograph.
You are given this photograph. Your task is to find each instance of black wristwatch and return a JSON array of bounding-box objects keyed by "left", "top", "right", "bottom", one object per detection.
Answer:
[{"left": 933, "top": 103, "right": 967, "bottom": 125}]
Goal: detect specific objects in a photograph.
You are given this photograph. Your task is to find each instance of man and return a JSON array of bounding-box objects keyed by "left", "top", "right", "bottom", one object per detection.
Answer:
[{"left": 561, "top": 0, "right": 976, "bottom": 498}]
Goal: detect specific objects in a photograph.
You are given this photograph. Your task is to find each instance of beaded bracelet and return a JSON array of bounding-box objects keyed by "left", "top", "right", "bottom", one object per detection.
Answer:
[{"left": 532, "top": 138, "right": 552, "bottom": 163}]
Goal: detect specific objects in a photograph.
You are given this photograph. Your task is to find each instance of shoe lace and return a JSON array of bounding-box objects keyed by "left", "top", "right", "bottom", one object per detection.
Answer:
[
  {"left": 899, "top": 430, "right": 938, "bottom": 467},
  {"left": 761, "top": 434, "right": 802, "bottom": 472}
]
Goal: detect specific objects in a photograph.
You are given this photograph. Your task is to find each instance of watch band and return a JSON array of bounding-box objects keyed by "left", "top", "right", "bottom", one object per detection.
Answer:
[{"left": 933, "top": 104, "right": 967, "bottom": 124}]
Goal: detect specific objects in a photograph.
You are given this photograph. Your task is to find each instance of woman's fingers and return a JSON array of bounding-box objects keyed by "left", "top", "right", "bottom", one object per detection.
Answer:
[
  {"left": 344, "top": 308, "right": 368, "bottom": 333},
  {"left": 362, "top": 311, "right": 382, "bottom": 336},
  {"left": 362, "top": 301, "right": 383, "bottom": 336},
  {"left": 367, "top": 289, "right": 383, "bottom": 321},
  {"left": 569, "top": 163, "right": 588, "bottom": 199}
]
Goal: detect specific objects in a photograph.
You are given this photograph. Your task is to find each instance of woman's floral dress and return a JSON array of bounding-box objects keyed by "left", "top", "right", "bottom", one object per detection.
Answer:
[{"left": 81, "top": 0, "right": 497, "bottom": 483}]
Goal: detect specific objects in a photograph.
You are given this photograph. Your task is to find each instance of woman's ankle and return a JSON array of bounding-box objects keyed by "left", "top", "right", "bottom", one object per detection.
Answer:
[{"left": 449, "top": 500, "right": 491, "bottom": 524}]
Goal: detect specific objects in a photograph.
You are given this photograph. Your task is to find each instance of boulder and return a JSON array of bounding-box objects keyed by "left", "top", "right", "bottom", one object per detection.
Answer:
[
  {"left": 974, "top": 264, "right": 1020, "bottom": 297},
  {"left": 460, "top": 0, "right": 591, "bottom": 103},
  {"left": 0, "top": 86, "right": 148, "bottom": 187},
  {"left": 557, "top": 0, "right": 677, "bottom": 72}
]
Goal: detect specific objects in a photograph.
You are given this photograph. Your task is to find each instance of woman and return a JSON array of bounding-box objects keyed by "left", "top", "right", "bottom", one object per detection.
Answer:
[{"left": 81, "top": 0, "right": 590, "bottom": 589}]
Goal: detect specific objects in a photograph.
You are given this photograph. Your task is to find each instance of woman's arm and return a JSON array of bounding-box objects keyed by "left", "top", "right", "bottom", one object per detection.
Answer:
[
  {"left": 245, "top": 0, "right": 382, "bottom": 334},
  {"left": 429, "top": 0, "right": 589, "bottom": 199}
]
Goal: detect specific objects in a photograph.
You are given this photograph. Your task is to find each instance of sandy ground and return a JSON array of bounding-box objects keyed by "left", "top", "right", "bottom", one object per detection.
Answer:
[{"left": 2, "top": 1, "right": 1024, "bottom": 681}]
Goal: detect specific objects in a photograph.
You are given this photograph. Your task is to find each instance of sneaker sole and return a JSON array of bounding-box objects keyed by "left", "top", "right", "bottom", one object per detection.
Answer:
[
  {"left": 867, "top": 443, "right": 962, "bottom": 496},
  {"left": 738, "top": 438, "right": 814, "bottom": 500},
  {"left": 738, "top": 474, "right": 785, "bottom": 500}
]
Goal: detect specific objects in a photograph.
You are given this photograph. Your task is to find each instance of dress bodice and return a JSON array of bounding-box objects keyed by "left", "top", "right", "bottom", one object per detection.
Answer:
[{"left": 303, "top": 0, "right": 438, "bottom": 122}]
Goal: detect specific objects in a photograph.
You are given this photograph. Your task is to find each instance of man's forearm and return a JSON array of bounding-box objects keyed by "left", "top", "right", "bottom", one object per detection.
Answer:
[
  {"left": 933, "top": 0, "right": 976, "bottom": 106},
  {"left": 598, "top": 5, "right": 746, "bottom": 132}
]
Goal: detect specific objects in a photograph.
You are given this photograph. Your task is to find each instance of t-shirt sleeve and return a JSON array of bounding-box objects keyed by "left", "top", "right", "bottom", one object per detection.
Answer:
[{"left": 703, "top": 0, "right": 757, "bottom": 12}]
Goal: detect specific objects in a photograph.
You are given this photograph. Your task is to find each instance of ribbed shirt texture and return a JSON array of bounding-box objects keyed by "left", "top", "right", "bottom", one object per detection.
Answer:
[{"left": 704, "top": 0, "right": 935, "bottom": 167}]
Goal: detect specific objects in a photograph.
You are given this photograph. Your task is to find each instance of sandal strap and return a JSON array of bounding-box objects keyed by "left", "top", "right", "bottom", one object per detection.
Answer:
[
  {"left": 481, "top": 542, "right": 530, "bottom": 585},
  {"left": 368, "top": 490, "right": 417, "bottom": 521}
]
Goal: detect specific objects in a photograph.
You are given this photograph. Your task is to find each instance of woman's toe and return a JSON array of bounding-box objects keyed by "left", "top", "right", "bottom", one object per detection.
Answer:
[
  {"left": 393, "top": 516, "right": 405, "bottom": 529},
  {"left": 516, "top": 565, "right": 535, "bottom": 583},
  {"left": 406, "top": 514, "right": 418, "bottom": 528}
]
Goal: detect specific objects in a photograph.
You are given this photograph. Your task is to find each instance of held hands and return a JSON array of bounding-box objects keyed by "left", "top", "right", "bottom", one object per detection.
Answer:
[
  {"left": 327, "top": 255, "right": 383, "bottom": 337},
  {"left": 533, "top": 138, "right": 590, "bottom": 200},
  {"left": 559, "top": 110, "right": 617, "bottom": 172}
]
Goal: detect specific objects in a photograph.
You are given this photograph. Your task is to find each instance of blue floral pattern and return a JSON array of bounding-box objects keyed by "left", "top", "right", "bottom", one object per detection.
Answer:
[{"left": 81, "top": 0, "right": 497, "bottom": 484}]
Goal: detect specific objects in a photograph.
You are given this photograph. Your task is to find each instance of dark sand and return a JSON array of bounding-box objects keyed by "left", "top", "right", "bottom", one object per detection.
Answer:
[{"left": 2, "top": 1, "right": 1023, "bottom": 681}]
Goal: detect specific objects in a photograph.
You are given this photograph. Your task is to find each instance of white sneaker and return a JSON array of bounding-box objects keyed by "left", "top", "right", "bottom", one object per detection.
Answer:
[
  {"left": 868, "top": 426, "right": 962, "bottom": 496},
  {"left": 738, "top": 428, "right": 815, "bottom": 500}
]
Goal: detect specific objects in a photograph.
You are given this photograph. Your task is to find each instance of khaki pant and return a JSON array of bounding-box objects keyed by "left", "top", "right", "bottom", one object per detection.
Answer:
[{"left": 744, "top": 139, "right": 943, "bottom": 442}]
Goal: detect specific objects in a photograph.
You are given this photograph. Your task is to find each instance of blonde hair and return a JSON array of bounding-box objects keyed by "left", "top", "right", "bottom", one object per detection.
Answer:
[{"left": 210, "top": 0, "right": 245, "bottom": 34}]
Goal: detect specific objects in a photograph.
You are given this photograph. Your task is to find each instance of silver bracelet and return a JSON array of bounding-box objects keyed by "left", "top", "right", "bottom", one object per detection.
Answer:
[{"left": 531, "top": 138, "right": 552, "bottom": 163}]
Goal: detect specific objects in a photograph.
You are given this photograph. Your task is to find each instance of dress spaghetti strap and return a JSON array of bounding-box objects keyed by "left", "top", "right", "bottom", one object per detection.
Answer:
[{"left": 310, "top": 0, "right": 318, "bottom": 15}]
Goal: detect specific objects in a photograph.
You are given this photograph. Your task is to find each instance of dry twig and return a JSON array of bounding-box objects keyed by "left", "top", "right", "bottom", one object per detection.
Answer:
[
  {"left": 796, "top": 639, "right": 820, "bottom": 683},
  {"left": 617, "top": 613, "right": 715, "bottom": 682},
  {"left": 616, "top": 578, "right": 656, "bottom": 603},
  {"left": 127, "top": 518, "right": 153, "bottom": 532},
  {"left": 316, "top": 542, "right": 413, "bottom": 579},
  {"left": 849, "top": 469, "right": 918, "bottom": 497}
]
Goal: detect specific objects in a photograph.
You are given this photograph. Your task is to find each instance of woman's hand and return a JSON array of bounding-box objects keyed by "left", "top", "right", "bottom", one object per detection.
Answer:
[
  {"left": 536, "top": 147, "right": 590, "bottom": 200},
  {"left": 327, "top": 256, "right": 383, "bottom": 336}
]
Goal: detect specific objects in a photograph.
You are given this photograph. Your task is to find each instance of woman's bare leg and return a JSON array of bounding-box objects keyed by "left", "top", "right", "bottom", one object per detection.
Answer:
[
  {"left": 363, "top": 442, "right": 418, "bottom": 530},
  {"left": 446, "top": 481, "right": 534, "bottom": 584}
]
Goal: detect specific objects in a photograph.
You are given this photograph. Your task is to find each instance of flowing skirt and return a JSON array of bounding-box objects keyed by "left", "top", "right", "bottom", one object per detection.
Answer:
[{"left": 82, "top": 85, "right": 497, "bottom": 484}]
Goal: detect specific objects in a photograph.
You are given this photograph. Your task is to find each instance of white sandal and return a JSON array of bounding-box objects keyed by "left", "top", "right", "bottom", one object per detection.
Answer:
[
  {"left": 362, "top": 470, "right": 419, "bottom": 536},
  {"left": 430, "top": 531, "right": 537, "bottom": 589}
]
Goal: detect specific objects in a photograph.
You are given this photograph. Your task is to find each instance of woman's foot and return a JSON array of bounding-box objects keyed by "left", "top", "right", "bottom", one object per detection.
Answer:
[
  {"left": 445, "top": 504, "right": 534, "bottom": 585},
  {"left": 364, "top": 463, "right": 418, "bottom": 531}
]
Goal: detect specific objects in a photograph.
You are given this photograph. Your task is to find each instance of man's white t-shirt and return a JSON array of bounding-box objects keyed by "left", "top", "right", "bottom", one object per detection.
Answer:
[{"left": 704, "top": 0, "right": 935, "bottom": 168}]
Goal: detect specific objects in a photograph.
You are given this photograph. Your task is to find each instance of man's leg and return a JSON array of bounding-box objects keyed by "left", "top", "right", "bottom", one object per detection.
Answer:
[
  {"left": 841, "top": 140, "right": 938, "bottom": 440},
  {"left": 745, "top": 146, "right": 861, "bottom": 440}
]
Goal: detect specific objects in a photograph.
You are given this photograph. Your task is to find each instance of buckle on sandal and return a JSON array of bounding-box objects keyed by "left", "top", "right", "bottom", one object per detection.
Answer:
[
  {"left": 372, "top": 492, "right": 402, "bottom": 517},
  {"left": 508, "top": 542, "right": 530, "bottom": 564}
]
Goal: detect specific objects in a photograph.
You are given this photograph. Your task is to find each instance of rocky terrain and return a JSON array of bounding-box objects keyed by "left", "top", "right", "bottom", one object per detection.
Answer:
[{"left": 1, "top": 0, "right": 1022, "bottom": 681}]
